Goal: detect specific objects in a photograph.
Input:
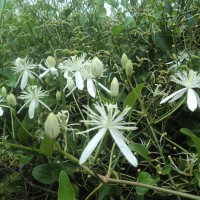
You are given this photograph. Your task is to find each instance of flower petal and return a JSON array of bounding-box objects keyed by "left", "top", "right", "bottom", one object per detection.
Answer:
[
  {"left": 110, "top": 128, "right": 138, "bottom": 167},
  {"left": 79, "top": 128, "right": 107, "bottom": 165},
  {"left": 87, "top": 78, "right": 96, "bottom": 98},
  {"left": 20, "top": 70, "right": 29, "bottom": 89},
  {"left": 160, "top": 88, "right": 186, "bottom": 104},
  {"left": 75, "top": 71, "right": 84, "bottom": 90},
  {"left": 187, "top": 89, "right": 197, "bottom": 111},
  {"left": 168, "top": 89, "right": 186, "bottom": 103},
  {"left": 0, "top": 107, "right": 3, "bottom": 116},
  {"left": 29, "top": 99, "right": 36, "bottom": 119}
]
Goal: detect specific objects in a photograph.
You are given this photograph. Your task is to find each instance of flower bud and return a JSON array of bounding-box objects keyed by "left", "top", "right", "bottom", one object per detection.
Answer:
[
  {"left": 45, "top": 56, "right": 56, "bottom": 69},
  {"left": 121, "top": 53, "right": 128, "bottom": 69},
  {"left": 1, "top": 87, "right": 7, "bottom": 98},
  {"left": 126, "top": 59, "right": 133, "bottom": 78},
  {"left": 45, "top": 113, "right": 60, "bottom": 139},
  {"left": 110, "top": 77, "right": 119, "bottom": 97},
  {"left": 56, "top": 91, "right": 61, "bottom": 101},
  {"left": 6, "top": 94, "right": 17, "bottom": 106},
  {"left": 91, "top": 57, "right": 104, "bottom": 77},
  {"left": 67, "top": 77, "right": 75, "bottom": 91}
]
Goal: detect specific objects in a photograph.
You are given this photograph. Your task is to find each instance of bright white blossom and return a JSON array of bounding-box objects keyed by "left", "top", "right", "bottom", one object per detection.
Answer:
[
  {"left": 59, "top": 53, "right": 110, "bottom": 98},
  {"left": 0, "top": 95, "right": 5, "bottom": 116},
  {"left": 18, "top": 85, "right": 51, "bottom": 119},
  {"left": 39, "top": 56, "right": 58, "bottom": 78},
  {"left": 79, "top": 103, "right": 138, "bottom": 167},
  {"left": 160, "top": 70, "right": 200, "bottom": 111},
  {"left": 59, "top": 53, "right": 90, "bottom": 90},
  {"left": 12, "top": 56, "right": 39, "bottom": 90},
  {"left": 166, "top": 51, "right": 192, "bottom": 69}
]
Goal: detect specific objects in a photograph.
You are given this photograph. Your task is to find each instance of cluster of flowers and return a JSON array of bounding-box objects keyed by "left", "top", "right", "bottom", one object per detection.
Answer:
[{"left": 1, "top": 51, "right": 200, "bottom": 168}]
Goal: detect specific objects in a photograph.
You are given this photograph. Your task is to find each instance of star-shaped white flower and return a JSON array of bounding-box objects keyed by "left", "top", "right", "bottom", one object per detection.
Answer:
[
  {"left": 59, "top": 53, "right": 90, "bottom": 90},
  {"left": 12, "top": 56, "right": 40, "bottom": 90},
  {"left": 0, "top": 95, "right": 5, "bottom": 116},
  {"left": 78, "top": 103, "right": 138, "bottom": 167},
  {"left": 18, "top": 85, "right": 51, "bottom": 119},
  {"left": 160, "top": 70, "right": 200, "bottom": 111},
  {"left": 39, "top": 56, "right": 58, "bottom": 78}
]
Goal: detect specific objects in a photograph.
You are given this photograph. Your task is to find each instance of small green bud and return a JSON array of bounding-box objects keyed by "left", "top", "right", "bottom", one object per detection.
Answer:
[
  {"left": 110, "top": 77, "right": 119, "bottom": 97},
  {"left": 121, "top": 53, "right": 128, "bottom": 69},
  {"left": 126, "top": 59, "right": 133, "bottom": 78},
  {"left": 56, "top": 91, "right": 61, "bottom": 101},
  {"left": 91, "top": 57, "right": 104, "bottom": 77},
  {"left": 1, "top": 87, "right": 7, "bottom": 98},
  {"left": 45, "top": 113, "right": 60, "bottom": 139},
  {"left": 136, "top": 56, "right": 141, "bottom": 62},
  {"left": 6, "top": 93, "right": 17, "bottom": 106},
  {"left": 45, "top": 56, "right": 56, "bottom": 69},
  {"left": 67, "top": 77, "right": 75, "bottom": 91}
]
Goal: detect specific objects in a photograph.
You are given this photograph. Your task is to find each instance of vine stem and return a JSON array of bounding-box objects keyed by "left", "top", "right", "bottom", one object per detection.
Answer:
[{"left": 1, "top": 141, "right": 200, "bottom": 200}]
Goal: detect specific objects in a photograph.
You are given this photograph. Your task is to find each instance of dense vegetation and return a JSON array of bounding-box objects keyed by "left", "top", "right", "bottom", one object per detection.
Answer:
[{"left": 0, "top": 0, "right": 200, "bottom": 199}]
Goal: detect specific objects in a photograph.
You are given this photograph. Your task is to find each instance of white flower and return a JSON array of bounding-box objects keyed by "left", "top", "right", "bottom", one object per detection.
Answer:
[
  {"left": 18, "top": 85, "right": 51, "bottom": 119},
  {"left": 59, "top": 53, "right": 90, "bottom": 90},
  {"left": 166, "top": 51, "right": 192, "bottom": 69},
  {"left": 160, "top": 70, "right": 200, "bottom": 111},
  {"left": 0, "top": 95, "right": 5, "bottom": 116},
  {"left": 79, "top": 103, "right": 138, "bottom": 167},
  {"left": 12, "top": 56, "right": 40, "bottom": 90},
  {"left": 39, "top": 56, "right": 58, "bottom": 78}
]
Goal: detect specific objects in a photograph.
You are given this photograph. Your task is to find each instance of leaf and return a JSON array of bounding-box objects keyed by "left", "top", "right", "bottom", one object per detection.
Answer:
[
  {"left": 111, "top": 25, "right": 124, "bottom": 37},
  {"left": 164, "top": 0, "right": 173, "bottom": 14},
  {"left": 58, "top": 171, "right": 75, "bottom": 200},
  {"left": 154, "top": 31, "right": 172, "bottom": 53},
  {"left": 180, "top": 128, "right": 200, "bottom": 159},
  {"left": 40, "top": 135, "right": 55, "bottom": 157},
  {"left": 32, "top": 164, "right": 56, "bottom": 184},
  {"left": 106, "top": 0, "right": 119, "bottom": 8},
  {"left": 98, "top": 185, "right": 112, "bottom": 200},
  {"left": 194, "top": 172, "right": 200, "bottom": 187},
  {"left": 123, "top": 83, "right": 145, "bottom": 115},
  {"left": 129, "top": 143, "right": 149, "bottom": 159},
  {"left": 19, "top": 156, "right": 32, "bottom": 165},
  {"left": 185, "top": 14, "right": 196, "bottom": 28},
  {"left": 136, "top": 172, "right": 160, "bottom": 196},
  {"left": 98, "top": 7, "right": 107, "bottom": 18}
]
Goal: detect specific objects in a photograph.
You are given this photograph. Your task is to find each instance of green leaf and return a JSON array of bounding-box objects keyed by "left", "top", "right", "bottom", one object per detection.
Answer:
[
  {"left": 136, "top": 172, "right": 160, "bottom": 196},
  {"left": 32, "top": 164, "right": 56, "bottom": 184},
  {"left": 185, "top": 14, "right": 196, "bottom": 28},
  {"left": 106, "top": 0, "right": 119, "bottom": 8},
  {"left": 98, "top": 185, "right": 112, "bottom": 200},
  {"left": 161, "top": 165, "right": 171, "bottom": 175},
  {"left": 40, "top": 135, "right": 55, "bottom": 157},
  {"left": 98, "top": 7, "right": 107, "bottom": 18},
  {"left": 194, "top": 172, "right": 200, "bottom": 187},
  {"left": 180, "top": 128, "right": 200, "bottom": 158},
  {"left": 121, "top": 0, "right": 128, "bottom": 7},
  {"left": 123, "top": 83, "right": 145, "bottom": 114},
  {"left": 58, "top": 171, "right": 75, "bottom": 200},
  {"left": 19, "top": 156, "right": 32, "bottom": 165},
  {"left": 164, "top": 0, "right": 173, "bottom": 14},
  {"left": 129, "top": 143, "right": 149, "bottom": 159},
  {"left": 154, "top": 31, "right": 172, "bottom": 53},
  {"left": 111, "top": 25, "right": 124, "bottom": 37}
]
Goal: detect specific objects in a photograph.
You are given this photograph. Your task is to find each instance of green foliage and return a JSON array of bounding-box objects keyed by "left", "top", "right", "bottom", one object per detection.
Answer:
[{"left": 1, "top": 0, "right": 200, "bottom": 199}]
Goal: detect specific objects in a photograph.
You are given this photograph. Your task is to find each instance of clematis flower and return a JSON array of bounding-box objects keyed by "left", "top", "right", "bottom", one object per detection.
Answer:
[
  {"left": 12, "top": 56, "right": 40, "bottom": 90},
  {"left": 160, "top": 70, "right": 200, "bottom": 111},
  {"left": 78, "top": 103, "right": 138, "bottom": 167},
  {"left": 39, "top": 56, "right": 58, "bottom": 78},
  {"left": 59, "top": 53, "right": 90, "bottom": 90},
  {"left": 18, "top": 85, "right": 51, "bottom": 119},
  {"left": 0, "top": 95, "right": 5, "bottom": 116}
]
